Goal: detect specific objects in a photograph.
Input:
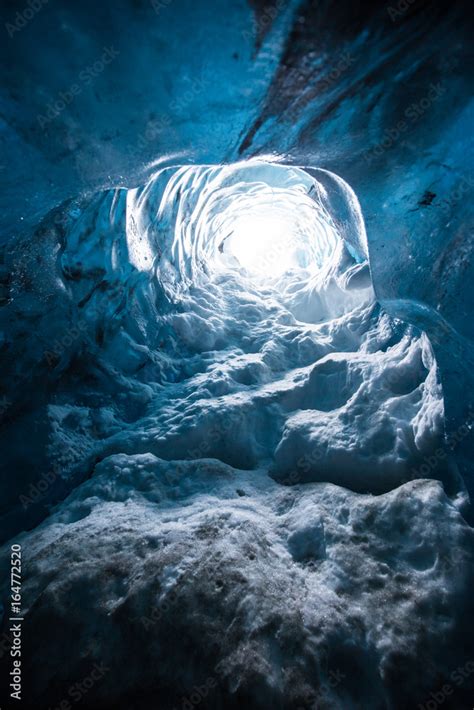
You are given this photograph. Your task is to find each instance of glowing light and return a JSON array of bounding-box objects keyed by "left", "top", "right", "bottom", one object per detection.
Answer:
[{"left": 224, "top": 214, "right": 301, "bottom": 278}]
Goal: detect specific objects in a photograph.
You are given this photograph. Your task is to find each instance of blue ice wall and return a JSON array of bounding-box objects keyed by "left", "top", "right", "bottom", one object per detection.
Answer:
[
  {"left": 1, "top": 0, "right": 473, "bottom": 517},
  {"left": 1, "top": 3, "right": 474, "bottom": 708}
]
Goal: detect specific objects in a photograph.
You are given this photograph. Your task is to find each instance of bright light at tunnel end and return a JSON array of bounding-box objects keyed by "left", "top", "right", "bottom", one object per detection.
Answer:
[
  {"left": 153, "top": 161, "right": 369, "bottom": 294},
  {"left": 224, "top": 214, "right": 299, "bottom": 278}
]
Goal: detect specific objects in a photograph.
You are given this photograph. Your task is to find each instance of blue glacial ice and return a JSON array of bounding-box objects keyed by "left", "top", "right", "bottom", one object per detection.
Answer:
[
  {"left": 1, "top": 0, "right": 474, "bottom": 706},
  {"left": 1, "top": 160, "right": 473, "bottom": 708}
]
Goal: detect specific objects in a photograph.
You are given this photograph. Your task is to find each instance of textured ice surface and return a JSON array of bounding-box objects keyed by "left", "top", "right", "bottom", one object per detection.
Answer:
[
  {"left": 1, "top": 162, "right": 465, "bottom": 527},
  {"left": 6, "top": 463, "right": 474, "bottom": 709},
  {"left": 0, "top": 162, "right": 473, "bottom": 707},
  {"left": 1, "top": 0, "right": 473, "bottom": 705}
]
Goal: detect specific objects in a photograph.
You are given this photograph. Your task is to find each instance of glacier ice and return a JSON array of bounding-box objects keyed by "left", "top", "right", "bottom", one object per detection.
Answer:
[
  {"left": 7, "top": 462, "right": 474, "bottom": 708},
  {"left": 1, "top": 0, "right": 473, "bottom": 705},
  {"left": 0, "top": 160, "right": 473, "bottom": 708}
]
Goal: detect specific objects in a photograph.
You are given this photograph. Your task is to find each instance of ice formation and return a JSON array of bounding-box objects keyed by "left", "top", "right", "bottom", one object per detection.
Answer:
[{"left": 1, "top": 160, "right": 473, "bottom": 707}]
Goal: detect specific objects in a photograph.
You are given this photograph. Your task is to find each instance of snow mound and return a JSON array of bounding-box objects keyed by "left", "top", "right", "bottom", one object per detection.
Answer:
[{"left": 2, "top": 459, "right": 473, "bottom": 708}]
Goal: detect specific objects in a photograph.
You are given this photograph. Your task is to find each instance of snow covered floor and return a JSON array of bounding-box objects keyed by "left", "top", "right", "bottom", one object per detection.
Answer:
[
  {"left": 13, "top": 464, "right": 474, "bottom": 709},
  {"left": 1, "top": 162, "right": 473, "bottom": 708}
]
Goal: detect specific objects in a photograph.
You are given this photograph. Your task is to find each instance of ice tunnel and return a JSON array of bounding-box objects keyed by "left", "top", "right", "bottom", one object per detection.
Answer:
[
  {"left": 125, "top": 161, "right": 368, "bottom": 305},
  {"left": 1, "top": 1, "right": 474, "bottom": 709}
]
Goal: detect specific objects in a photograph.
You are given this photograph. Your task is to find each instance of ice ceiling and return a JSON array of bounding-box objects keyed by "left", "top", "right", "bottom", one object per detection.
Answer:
[{"left": 1, "top": 0, "right": 474, "bottom": 708}]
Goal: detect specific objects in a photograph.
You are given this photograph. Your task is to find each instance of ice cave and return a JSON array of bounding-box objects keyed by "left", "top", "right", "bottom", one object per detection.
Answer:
[{"left": 0, "top": 0, "right": 474, "bottom": 708}]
